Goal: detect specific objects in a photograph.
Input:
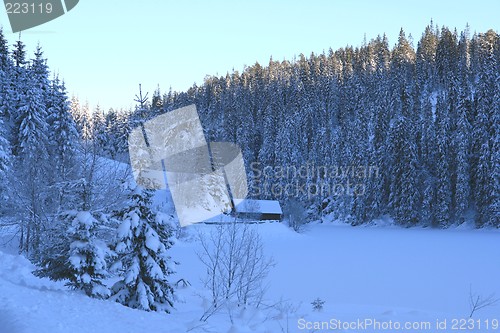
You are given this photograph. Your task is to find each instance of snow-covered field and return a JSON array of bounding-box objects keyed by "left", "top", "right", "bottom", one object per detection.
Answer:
[{"left": 1, "top": 222, "right": 499, "bottom": 333}]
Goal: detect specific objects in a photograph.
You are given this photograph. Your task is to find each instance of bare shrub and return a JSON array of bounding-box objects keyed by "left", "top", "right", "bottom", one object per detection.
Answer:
[
  {"left": 197, "top": 222, "right": 274, "bottom": 321},
  {"left": 469, "top": 285, "right": 499, "bottom": 318}
]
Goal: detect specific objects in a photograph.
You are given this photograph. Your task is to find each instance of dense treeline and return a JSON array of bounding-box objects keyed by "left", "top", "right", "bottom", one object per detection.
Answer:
[
  {"left": 0, "top": 22, "right": 496, "bottom": 317},
  {"left": 128, "top": 23, "right": 498, "bottom": 228},
  {"left": 1, "top": 23, "right": 498, "bottom": 241},
  {"left": 0, "top": 31, "right": 82, "bottom": 253}
]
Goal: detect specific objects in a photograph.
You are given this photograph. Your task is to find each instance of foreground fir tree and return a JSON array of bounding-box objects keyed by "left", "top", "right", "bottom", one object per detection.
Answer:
[
  {"left": 110, "top": 187, "right": 175, "bottom": 313},
  {"left": 34, "top": 210, "right": 110, "bottom": 298},
  {"left": 66, "top": 211, "right": 110, "bottom": 297}
]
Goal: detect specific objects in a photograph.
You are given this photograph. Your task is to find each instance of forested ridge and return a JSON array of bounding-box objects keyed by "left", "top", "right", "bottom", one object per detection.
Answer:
[
  {"left": 137, "top": 24, "right": 499, "bottom": 228},
  {"left": 0, "top": 22, "right": 499, "bottom": 258},
  {"left": 0, "top": 21, "right": 498, "bottom": 315}
]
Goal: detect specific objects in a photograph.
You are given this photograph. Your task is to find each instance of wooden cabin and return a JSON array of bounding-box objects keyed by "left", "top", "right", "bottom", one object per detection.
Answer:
[{"left": 232, "top": 198, "right": 283, "bottom": 221}]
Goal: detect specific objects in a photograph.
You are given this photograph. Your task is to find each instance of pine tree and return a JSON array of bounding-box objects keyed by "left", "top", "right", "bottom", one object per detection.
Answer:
[
  {"left": 453, "top": 32, "right": 473, "bottom": 225},
  {"left": 14, "top": 79, "right": 50, "bottom": 254},
  {"left": 492, "top": 34, "right": 500, "bottom": 228},
  {"left": 47, "top": 77, "right": 80, "bottom": 211},
  {"left": 103, "top": 109, "right": 123, "bottom": 159},
  {"left": 91, "top": 104, "right": 108, "bottom": 156},
  {"left": 454, "top": 94, "right": 472, "bottom": 224},
  {"left": 434, "top": 94, "right": 452, "bottom": 227},
  {"left": 15, "top": 84, "right": 48, "bottom": 150},
  {"left": 416, "top": 22, "right": 438, "bottom": 90},
  {"left": 387, "top": 116, "right": 420, "bottom": 226},
  {"left": 150, "top": 85, "right": 163, "bottom": 116},
  {"left": 12, "top": 39, "right": 27, "bottom": 69},
  {"left": 67, "top": 211, "right": 110, "bottom": 298},
  {"left": 0, "top": 29, "right": 11, "bottom": 185},
  {"left": 110, "top": 187, "right": 175, "bottom": 313},
  {"left": 472, "top": 30, "right": 498, "bottom": 227},
  {"left": 8, "top": 38, "right": 29, "bottom": 142},
  {"left": 0, "top": 28, "right": 11, "bottom": 71},
  {"left": 30, "top": 45, "right": 50, "bottom": 96},
  {"left": 48, "top": 78, "right": 79, "bottom": 175},
  {"left": 0, "top": 28, "right": 14, "bottom": 125},
  {"left": 34, "top": 210, "right": 110, "bottom": 298},
  {"left": 0, "top": 109, "right": 10, "bottom": 205},
  {"left": 70, "top": 97, "right": 94, "bottom": 141}
]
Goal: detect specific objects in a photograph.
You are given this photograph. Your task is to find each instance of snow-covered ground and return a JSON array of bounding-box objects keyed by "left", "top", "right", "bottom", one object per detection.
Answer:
[{"left": 1, "top": 222, "right": 499, "bottom": 333}]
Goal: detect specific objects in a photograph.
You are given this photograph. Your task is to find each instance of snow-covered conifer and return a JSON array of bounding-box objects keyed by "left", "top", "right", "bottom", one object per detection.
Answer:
[
  {"left": 35, "top": 211, "right": 110, "bottom": 298},
  {"left": 110, "top": 187, "right": 175, "bottom": 313},
  {"left": 67, "top": 211, "right": 110, "bottom": 298}
]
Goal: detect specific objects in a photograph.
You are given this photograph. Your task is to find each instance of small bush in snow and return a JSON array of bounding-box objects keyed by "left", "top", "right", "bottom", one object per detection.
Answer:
[
  {"left": 311, "top": 298, "right": 325, "bottom": 312},
  {"left": 468, "top": 286, "right": 499, "bottom": 318}
]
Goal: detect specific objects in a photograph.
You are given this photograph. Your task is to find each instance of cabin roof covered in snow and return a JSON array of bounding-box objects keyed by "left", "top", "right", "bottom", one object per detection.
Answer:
[{"left": 232, "top": 199, "right": 282, "bottom": 215}]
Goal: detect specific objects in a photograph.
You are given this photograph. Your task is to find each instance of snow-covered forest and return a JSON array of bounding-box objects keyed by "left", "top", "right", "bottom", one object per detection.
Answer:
[
  {"left": 9, "top": 23, "right": 497, "bottom": 228},
  {"left": 149, "top": 24, "right": 499, "bottom": 229},
  {"left": 0, "top": 22, "right": 499, "bottom": 332}
]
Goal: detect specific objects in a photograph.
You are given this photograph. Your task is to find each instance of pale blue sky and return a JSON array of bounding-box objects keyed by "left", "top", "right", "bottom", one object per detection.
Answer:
[{"left": 1, "top": 0, "right": 499, "bottom": 111}]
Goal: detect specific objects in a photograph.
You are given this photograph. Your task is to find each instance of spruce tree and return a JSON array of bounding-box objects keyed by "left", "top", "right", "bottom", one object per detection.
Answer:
[
  {"left": 47, "top": 77, "right": 80, "bottom": 211},
  {"left": 453, "top": 34, "right": 473, "bottom": 225},
  {"left": 472, "top": 30, "right": 498, "bottom": 227},
  {"left": 387, "top": 116, "right": 420, "bottom": 226},
  {"left": 0, "top": 109, "right": 10, "bottom": 205},
  {"left": 14, "top": 79, "right": 50, "bottom": 254},
  {"left": 34, "top": 210, "right": 110, "bottom": 298},
  {"left": 0, "top": 29, "right": 11, "bottom": 185},
  {"left": 111, "top": 187, "right": 175, "bottom": 313},
  {"left": 67, "top": 211, "right": 110, "bottom": 298}
]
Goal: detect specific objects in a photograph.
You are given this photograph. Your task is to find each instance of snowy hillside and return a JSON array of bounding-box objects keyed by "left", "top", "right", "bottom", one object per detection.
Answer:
[{"left": 1, "top": 222, "right": 499, "bottom": 333}]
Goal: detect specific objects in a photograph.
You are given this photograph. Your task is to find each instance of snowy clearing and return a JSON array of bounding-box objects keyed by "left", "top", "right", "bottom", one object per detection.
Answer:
[{"left": 1, "top": 222, "right": 499, "bottom": 333}]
